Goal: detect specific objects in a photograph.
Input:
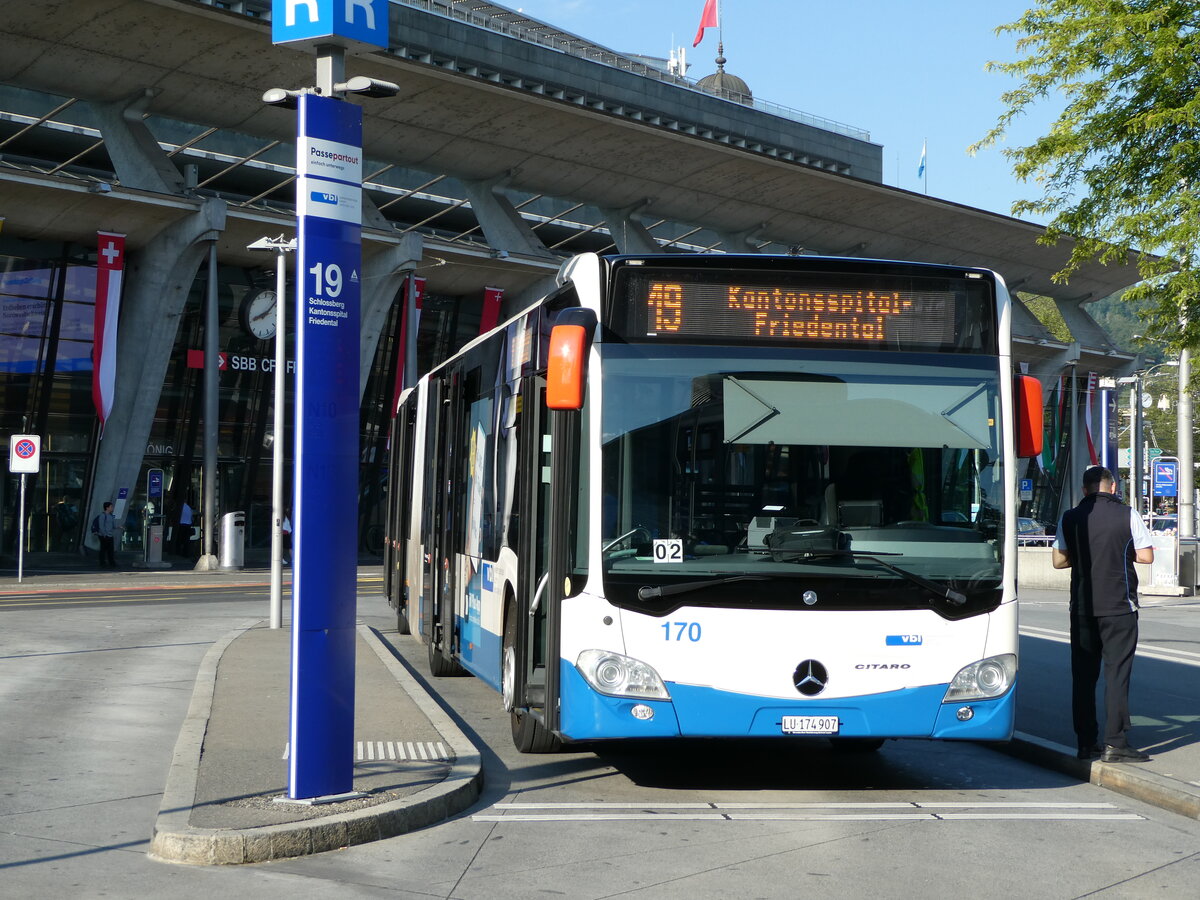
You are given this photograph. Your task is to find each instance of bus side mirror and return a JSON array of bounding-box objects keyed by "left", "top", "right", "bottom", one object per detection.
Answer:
[
  {"left": 547, "top": 324, "right": 589, "bottom": 410},
  {"left": 1015, "top": 375, "right": 1043, "bottom": 458}
]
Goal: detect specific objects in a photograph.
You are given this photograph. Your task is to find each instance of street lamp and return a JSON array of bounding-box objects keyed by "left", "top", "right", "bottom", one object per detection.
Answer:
[
  {"left": 248, "top": 235, "right": 296, "bottom": 629},
  {"left": 1134, "top": 335, "right": 1193, "bottom": 536},
  {"left": 1118, "top": 360, "right": 1179, "bottom": 514}
]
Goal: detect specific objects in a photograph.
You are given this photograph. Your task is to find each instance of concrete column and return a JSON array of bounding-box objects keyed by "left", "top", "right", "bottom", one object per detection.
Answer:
[
  {"left": 90, "top": 90, "right": 186, "bottom": 195},
  {"left": 86, "top": 199, "right": 227, "bottom": 536},
  {"left": 358, "top": 234, "right": 423, "bottom": 399},
  {"left": 462, "top": 176, "right": 554, "bottom": 259},
  {"left": 599, "top": 202, "right": 660, "bottom": 254},
  {"left": 716, "top": 223, "right": 767, "bottom": 253},
  {"left": 1052, "top": 295, "right": 1122, "bottom": 353}
]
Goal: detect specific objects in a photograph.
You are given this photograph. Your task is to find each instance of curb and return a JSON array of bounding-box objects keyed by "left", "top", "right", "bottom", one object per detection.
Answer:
[
  {"left": 999, "top": 732, "right": 1200, "bottom": 821},
  {"left": 147, "top": 623, "right": 483, "bottom": 865}
]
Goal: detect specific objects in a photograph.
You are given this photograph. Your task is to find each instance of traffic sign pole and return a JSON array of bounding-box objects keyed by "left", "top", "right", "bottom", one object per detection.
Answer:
[
  {"left": 18, "top": 474, "right": 25, "bottom": 582},
  {"left": 9, "top": 434, "right": 42, "bottom": 583}
]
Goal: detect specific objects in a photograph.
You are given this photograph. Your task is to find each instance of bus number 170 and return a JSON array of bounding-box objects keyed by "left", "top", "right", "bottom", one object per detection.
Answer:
[{"left": 662, "top": 622, "right": 702, "bottom": 642}]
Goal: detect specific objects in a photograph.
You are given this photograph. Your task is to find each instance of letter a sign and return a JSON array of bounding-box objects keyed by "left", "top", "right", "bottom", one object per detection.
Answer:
[{"left": 272, "top": 0, "right": 389, "bottom": 51}]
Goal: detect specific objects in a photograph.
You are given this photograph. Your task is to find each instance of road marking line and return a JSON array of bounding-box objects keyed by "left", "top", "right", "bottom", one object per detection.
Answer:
[
  {"left": 474, "top": 811, "right": 1143, "bottom": 823},
  {"left": 283, "top": 741, "right": 452, "bottom": 761},
  {"left": 489, "top": 806, "right": 1123, "bottom": 816},
  {"left": 476, "top": 800, "right": 1144, "bottom": 822},
  {"left": 1022, "top": 626, "right": 1200, "bottom": 666}
]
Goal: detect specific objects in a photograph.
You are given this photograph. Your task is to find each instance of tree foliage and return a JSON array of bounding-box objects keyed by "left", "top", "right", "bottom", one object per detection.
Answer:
[{"left": 974, "top": 0, "right": 1200, "bottom": 348}]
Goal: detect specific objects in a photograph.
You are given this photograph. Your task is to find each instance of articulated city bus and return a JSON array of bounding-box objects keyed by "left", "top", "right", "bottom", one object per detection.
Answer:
[{"left": 384, "top": 253, "right": 1042, "bottom": 752}]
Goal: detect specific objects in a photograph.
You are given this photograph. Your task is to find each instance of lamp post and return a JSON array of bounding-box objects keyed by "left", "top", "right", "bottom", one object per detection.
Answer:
[
  {"left": 1120, "top": 360, "right": 1180, "bottom": 515},
  {"left": 248, "top": 235, "right": 295, "bottom": 629},
  {"left": 1179, "top": 347, "right": 1193, "bottom": 537},
  {"left": 1134, "top": 335, "right": 1192, "bottom": 530}
]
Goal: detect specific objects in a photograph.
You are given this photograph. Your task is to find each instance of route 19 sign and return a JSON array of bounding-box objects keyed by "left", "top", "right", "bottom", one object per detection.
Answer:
[{"left": 8, "top": 434, "right": 41, "bottom": 474}]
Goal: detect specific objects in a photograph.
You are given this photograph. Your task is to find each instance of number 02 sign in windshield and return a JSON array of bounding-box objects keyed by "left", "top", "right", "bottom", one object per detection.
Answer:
[{"left": 615, "top": 268, "right": 994, "bottom": 353}]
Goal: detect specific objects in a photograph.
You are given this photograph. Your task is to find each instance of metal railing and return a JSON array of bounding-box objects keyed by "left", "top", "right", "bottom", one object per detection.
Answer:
[{"left": 208, "top": 0, "right": 870, "bottom": 141}]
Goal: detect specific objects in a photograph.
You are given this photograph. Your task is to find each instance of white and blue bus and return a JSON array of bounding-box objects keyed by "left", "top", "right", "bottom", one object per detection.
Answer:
[{"left": 384, "top": 253, "right": 1043, "bottom": 752}]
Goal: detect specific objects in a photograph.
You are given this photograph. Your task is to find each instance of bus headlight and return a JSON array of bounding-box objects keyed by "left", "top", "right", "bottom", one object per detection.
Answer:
[
  {"left": 942, "top": 654, "right": 1016, "bottom": 703},
  {"left": 576, "top": 650, "right": 670, "bottom": 700}
]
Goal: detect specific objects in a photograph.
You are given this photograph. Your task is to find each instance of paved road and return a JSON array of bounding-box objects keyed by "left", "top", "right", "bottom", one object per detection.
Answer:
[
  {"left": 3, "top": 580, "right": 1199, "bottom": 898},
  {"left": 1017, "top": 588, "right": 1200, "bottom": 776}
]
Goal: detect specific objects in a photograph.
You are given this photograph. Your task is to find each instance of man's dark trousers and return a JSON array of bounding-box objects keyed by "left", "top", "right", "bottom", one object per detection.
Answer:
[
  {"left": 1070, "top": 611, "right": 1138, "bottom": 749},
  {"left": 98, "top": 535, "right": 116, "bottom": 567}
]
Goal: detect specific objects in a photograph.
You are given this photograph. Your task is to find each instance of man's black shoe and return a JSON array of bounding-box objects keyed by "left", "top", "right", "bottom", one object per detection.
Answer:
[
  {"left": 1077, "top": 743, "right": 1102, "bottom": 760},
  {"left": 1101, "top": 745, "right": 1150, "bottom": 763}
]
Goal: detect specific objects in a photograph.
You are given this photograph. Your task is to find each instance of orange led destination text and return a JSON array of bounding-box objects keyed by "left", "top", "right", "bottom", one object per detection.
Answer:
[
  {"left": 647, "top": 282, "right": 915, "bottom": 341},
  {"left": 727, "top": 286, "right": 913, "bottom": 341}
]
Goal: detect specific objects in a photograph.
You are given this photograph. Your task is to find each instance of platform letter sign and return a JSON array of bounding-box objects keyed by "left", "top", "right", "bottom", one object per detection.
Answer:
[
  {"left": 271, "top": 0, "right": 389, "bottom": 51},
  {"left": 290, "top": 92, "right": 363, "bottom": 800}
]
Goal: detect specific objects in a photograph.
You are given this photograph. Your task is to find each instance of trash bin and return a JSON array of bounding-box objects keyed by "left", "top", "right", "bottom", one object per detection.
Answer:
[
  {"left": 145, "top": 514, "right": 165, "bottom": 565},
  {"left": 219, "top": 511, "right": 245, "bottom": 570}
]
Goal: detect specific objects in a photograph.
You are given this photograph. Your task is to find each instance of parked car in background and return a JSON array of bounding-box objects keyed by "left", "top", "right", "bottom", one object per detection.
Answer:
[
  {"left": 1150, "top": 516, "right": 1178, "bottom": 533},
  {"left": 1017, "top": 517, "right": 1053, "bottom": 545}
]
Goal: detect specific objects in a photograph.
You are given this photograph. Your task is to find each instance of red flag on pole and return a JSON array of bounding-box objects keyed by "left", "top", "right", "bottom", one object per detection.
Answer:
[
  {"left": 693, "top": 0, "right": 718, "bottom": 47},
  {"left": 479, "top": 286, "right": 504, "bottom": 336},
  {"left": 1084, "top": 372, "right": 1099, "bottom": 466},
  {"left": 391, "top": 275, "right": 425, "bottom": 417},
  {"left": 92, "top": 232, "right": 126, "bottom": 435}
]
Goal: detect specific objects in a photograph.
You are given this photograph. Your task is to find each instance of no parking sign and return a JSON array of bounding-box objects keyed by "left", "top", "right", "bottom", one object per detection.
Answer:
[{"left": 8, "top": 434, "right": 41, "bottom": 474}]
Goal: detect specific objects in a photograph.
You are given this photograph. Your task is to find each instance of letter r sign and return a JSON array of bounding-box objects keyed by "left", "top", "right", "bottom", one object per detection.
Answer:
[{"left": 272, "top": 0, "right": 389, "bottom": 50}]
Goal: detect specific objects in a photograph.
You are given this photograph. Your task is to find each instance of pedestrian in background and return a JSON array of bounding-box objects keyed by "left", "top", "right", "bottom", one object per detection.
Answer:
[
  {"left": 176, "top": 497, "right": 194, "bottom": 557},
  {"left": 92, "top": 501, "right": 118, "bottom": 568},
  {"left": 1052, "top": 465, "right": 1154, "bottom": 762}
]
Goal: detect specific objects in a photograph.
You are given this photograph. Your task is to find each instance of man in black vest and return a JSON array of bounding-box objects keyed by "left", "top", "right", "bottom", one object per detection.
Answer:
[{"left": 1052, "top": 465, "right": 1154, "bottom": 762}]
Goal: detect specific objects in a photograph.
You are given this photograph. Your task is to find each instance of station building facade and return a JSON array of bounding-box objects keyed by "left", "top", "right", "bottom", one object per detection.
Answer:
[{"left": 0, "top": 0, "right": 1138, "bottom": 563}]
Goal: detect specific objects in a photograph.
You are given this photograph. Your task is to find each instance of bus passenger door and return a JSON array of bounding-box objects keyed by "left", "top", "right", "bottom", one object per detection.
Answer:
[
  {"left": 426, "top": 373, "right": 466, "bottom": 676},
  {"left": 510, "top": 376, "right": 563, "bottom": 745}
]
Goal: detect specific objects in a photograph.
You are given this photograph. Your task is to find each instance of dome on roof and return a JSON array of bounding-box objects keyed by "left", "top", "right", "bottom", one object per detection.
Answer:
[{"left": 696, "top": 44, "right": 752, "bottom": 101}]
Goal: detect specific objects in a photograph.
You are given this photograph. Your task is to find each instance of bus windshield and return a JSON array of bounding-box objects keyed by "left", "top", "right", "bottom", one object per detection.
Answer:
[{"left": 599, "top": 345, "right": 1004, "bottom": 618}]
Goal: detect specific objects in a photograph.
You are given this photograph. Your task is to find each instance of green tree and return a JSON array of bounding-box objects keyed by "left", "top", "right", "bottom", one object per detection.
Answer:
[{"left": 973, "top": 0, "right": 1200, "bottom": 348}]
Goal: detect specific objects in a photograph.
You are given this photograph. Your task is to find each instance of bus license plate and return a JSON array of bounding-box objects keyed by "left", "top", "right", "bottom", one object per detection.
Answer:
[{"left": 781, "top": 715, "right": 839, "bottom": 735}]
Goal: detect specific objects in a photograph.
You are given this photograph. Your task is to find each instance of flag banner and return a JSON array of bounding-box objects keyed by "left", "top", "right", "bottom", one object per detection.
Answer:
[
  {"left": 1041, "top": 376, "right": 1063, "bottom": 476},
  {"left": 92, "top": 232, "right": 126, "bottom": 433},
  {"left": 693, "top": 0, "right": 718, "bottom": 47},
  {"left": 479, "top": 286, "right": 504, "bottom": 335},
  {"left": 918, "top": 140, "right": 927, "bottom": 179},
  {"left": 1084, "top": 372, "right": 1098, "bottom": 466},
  {"left": 391, "top": 275, "right": 425, "bottom": 417}
]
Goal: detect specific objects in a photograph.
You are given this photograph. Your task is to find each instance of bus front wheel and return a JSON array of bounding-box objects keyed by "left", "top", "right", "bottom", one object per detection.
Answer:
[{"left": 504, "top": 598, "right": 562, "bottom": 754}]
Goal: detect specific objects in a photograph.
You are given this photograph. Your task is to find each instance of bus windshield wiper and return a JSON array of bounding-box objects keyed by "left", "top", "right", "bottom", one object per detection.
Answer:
[
  {"left": 776, "top": 549, "right": 966, "bottom": 607},
  {"left": 637, "top": 575, "right": 770, "bottom": 602}
]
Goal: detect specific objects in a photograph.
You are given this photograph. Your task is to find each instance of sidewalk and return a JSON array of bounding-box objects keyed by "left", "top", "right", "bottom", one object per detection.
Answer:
[
  {"left": 0, "top": 559, "right": 483, "bottom": 866},
  {"left": 1000, "top": 588, "right": 1200, "bottom": 821},
  {"left": 148, "top": 622, "right": 482, "bottom": 865}
]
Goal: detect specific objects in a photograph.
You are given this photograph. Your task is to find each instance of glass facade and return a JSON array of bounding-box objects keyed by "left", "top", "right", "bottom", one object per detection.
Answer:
[
  {"left": 1, "top": 233, "right": 483, "bottom": 563},
  {"left": 1, "top": 239, "right": 99, "bottom": 557}
]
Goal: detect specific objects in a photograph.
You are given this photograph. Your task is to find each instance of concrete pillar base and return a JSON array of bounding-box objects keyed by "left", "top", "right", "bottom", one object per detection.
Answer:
[{"left": 193, "top": 554, "right": 220, "bottom": 572}]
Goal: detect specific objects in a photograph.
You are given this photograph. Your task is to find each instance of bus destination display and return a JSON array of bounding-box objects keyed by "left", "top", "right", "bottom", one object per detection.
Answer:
[{"left": 630, "top": 277, "right": 965, "bottom": 348}]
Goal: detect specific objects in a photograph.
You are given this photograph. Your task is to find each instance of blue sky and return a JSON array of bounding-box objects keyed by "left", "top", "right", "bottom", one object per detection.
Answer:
[{"left": 507, "top": 1, "right": 1055, "bottom": 220}]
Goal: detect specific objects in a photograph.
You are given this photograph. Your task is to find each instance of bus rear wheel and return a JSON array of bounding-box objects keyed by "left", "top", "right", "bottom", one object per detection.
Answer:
[
  {"left": 396, "top": 593, "right": 411, "bottom": 635},
  {"left": 427, "top": 626, "right": 466, "bottom": 677}
]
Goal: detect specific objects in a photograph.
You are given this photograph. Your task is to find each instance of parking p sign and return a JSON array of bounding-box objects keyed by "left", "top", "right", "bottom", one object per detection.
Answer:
[{"left": 8, "top": 434, "right": 41, "bottom": 474}]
